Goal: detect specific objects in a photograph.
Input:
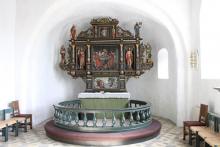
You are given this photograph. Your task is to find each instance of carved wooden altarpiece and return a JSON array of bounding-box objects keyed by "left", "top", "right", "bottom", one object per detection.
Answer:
[{"left": 59, "top": 17, "right": 153, "bottom": 92}]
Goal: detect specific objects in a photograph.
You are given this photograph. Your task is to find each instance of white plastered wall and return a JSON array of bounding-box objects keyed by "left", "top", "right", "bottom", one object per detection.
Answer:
[
  {"left": 0, "top": 0, "right": 196, "bottom": 126},
  {"left": 190, "top": 0, "right": 220, "bottom": 118},
  {"left": 0, "top": 0, "right": 16, "bottom": 109},
  {"left": 14, "top": 0, "right": 188, "bottom": 126}
]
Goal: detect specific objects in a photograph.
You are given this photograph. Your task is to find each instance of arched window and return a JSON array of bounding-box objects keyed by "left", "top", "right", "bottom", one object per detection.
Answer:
[
  {"left": 158, "top": 48, "right": 169, "bottom": 79},
  {"left": 200, "top": 0, "right": 220, "bottom": 79}
]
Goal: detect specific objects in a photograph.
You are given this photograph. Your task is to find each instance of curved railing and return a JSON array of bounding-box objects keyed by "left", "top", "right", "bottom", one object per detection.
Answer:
[{"left": 53, "top": 99, "right": 151, "bottom": 132}]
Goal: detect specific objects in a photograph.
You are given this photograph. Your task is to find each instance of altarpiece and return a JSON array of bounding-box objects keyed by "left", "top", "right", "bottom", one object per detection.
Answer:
[{"left": 59, "top": 17, "right": 153, "bottom": 92}]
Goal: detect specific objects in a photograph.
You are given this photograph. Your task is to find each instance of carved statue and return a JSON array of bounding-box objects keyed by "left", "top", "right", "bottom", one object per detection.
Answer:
[
  {"left": 70, "top": 25, "right": 77, "bottom": 40},
  {"left": 112, "top": 26, "right": 115, "bottom": 38},
  {"left": 78, "top": 48, "right": 85, "bottom": 69},
  {"left": 126, "top": 48, "right": 133, "bottom": 69},
  {"left": 60, "top": 45, "right": 66, "bottom": 65},
  {"left": 134, "top": 22, "right": 142, "bottom": 38}
]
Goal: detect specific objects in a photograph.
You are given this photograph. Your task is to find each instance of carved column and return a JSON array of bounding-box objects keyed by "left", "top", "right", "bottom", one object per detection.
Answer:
[
  {"left": 119, "top": 40, "right": 124, "bottom": 74},
  {"left": 86, "top": 40, "right": 92, "bottom": 92},
  {"left": 71, "top": 41, "right": 75, "bottom": 68},
  {"left": 135, "top": 39, "right": 140, "bottom": 75},
  {"left": 119, "top": 40, "right": 126, "bottom": 91},
  {"left": 94, "top": 26, "right": 98, "bottom": 38},
  {"left": 86, "top": 41, "right": 91, "bottom": 73}
]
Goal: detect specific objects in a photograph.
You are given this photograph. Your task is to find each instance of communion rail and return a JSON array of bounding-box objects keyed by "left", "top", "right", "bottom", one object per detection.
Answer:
[{"left": 53, "top": 99, "right": 151, "bottom": 132}]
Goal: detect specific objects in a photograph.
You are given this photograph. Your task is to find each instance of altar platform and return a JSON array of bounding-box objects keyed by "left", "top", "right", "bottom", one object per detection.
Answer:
[{"left": 45, "top": 119, "right": 161, "bottom": 146}]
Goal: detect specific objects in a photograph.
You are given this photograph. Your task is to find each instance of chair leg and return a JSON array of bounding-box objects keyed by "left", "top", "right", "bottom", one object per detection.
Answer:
[
  {"left": 195, "top": 131, "right": 200, "bottom": 147},
  {"left": 4, "top": 125, "right": 8, "bottom": 142},
  {"left": 2, "top": 128, "right": 5, "bottom": 136},
  {"left": 189, "top": 128, "right": 192, "bottom": 145},
  {"left": 183, "top": 123, "right": 185, "bottom": 140},
  {"left": 24, "top": 119, "right": 27, "bottom": 132},
  {"left": 30, "top": 115, "right": 32, "bottom": 129},
  {"left": 15, "top": 120, "right": 19, "bottom": 137}
]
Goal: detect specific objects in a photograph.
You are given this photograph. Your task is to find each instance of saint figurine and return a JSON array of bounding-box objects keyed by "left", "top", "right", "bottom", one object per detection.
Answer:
[
  {"left": 78, "top": 48, "right": 85, "bottom": 69},
  {"left": 60, "top": 45, "right": 66, "bottom": 65},
  {"left": 112, "top": 26, "right": 116, "bottom": 39},
  {"left": 134, "top": 22, "right": 142, "bottom": 38},
  {"left": 70, "top": 25, "right": 76, "bottom": 40},
  {"left": 126, "top": 48, "right": 133, "bottom": 69}
]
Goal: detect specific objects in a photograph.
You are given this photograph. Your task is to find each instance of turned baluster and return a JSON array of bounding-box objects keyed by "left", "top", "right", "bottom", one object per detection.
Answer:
[
  {"left": 141, "top": 110, "right": 146, "bottom": 122},
  {"left": 93, "top": 112, "right": 97, "bottom": 127},
  {"left": 57, "top": 110, "right": 60, "bottom": 121},
  {"left": 146, "top": 109, "right": 149, "bottom": 120},
  {"left": 75, "top": 112, "right": 79, "bottom": 126},
  {"left": 146, "top": 109, "right": 150, "bottom": 120},
  {"left": 148, "top": 108, "right": 151, "bottom": 118},
  {"left": 102, "top": 113, "right": 107, "bottom": 127},
  {"left": 68, "top": 112, "right": 72, "bottom": 125},
  {"left": 53, "top": 109, "right": 57, "bottom": 122},
  {"left": 120, "top": 112, "right": 125, "bottom": 127},
  {"left": 112, "top": 112, "right": 116, "bottom": 127},
  {"left": 61, "top": 110, "right": 65, "bottom": 123},
  {"left": 136, "top": 111, "right": 140, "bottom": 123},
  {"left": 64, "top": 111, "right": 68, "bottom": 125},
  {"left": 59, "top": 110, "right": 62, "bottom": 121},
  {"left": 83, "top": 112, "right": 88, "bottom": 127},
  {"left": 129, "top": 111, "right": 134, "bottom": 126}
]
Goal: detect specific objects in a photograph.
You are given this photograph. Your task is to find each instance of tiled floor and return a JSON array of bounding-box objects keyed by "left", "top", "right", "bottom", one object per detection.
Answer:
[{"left": 0, "top": 116, "right": 191, "bottom": 147}]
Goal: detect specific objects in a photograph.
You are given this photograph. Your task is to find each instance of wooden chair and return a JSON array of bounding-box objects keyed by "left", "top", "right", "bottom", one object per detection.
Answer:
[
  {"left": 0, "top": 108, "right": 27, "bottom": 141},
  {"left": 183, "top": 104, "right": 208, "bottom": 142},
  {"left": 194, "top": 112, "right": 220, "bottom": 147},
  {"left": 9, "top": 100, "right": 32, "bottom": 129}
]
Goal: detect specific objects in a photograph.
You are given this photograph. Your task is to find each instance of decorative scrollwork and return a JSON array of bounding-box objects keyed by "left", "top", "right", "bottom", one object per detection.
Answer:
[{"left": 91, "top": 17, "right": 119, "bottom": 25}]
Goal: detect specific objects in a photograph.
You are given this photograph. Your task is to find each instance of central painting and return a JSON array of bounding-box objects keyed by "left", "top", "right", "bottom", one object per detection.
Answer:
[{"left": 92, "top": 45, "right": 119, "bottom": 71}]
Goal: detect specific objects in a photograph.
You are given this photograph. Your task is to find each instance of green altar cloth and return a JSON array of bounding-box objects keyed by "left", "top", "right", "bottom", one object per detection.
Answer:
[{"left": 79, "top": 98, "right": 129, "bottom": 119}]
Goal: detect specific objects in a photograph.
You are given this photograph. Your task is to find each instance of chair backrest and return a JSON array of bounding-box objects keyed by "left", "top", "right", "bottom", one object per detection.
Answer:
[
  {"left": 208, "top": 112, "right": 220, "bottom": 132},
  {"left": 3, "top": 108, "right": 14, "bottom": 120},
  {"left": 199, "top": 104, "right": 208, "bottom": 125},
  {"left": 0, "top": 110, "right": 4, "bottom": 121},
  {"left": 9, "top": 100, "right": 20, "bottom": 116}
]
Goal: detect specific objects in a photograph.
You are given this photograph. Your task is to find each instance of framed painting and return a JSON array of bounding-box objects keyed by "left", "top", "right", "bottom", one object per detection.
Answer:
[
  {"left": 93, "top": 77, "right": 119, "bottom": 90},
  {"left": 98, "top": 26, "right": 111, "bottom": 38},
  {"left": 92, "top": 45, "right": 119, "bottom": 71}
]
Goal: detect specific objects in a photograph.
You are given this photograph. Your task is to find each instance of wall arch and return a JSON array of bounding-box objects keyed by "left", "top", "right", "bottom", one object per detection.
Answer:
[{"left": 16, "top": 0, "right": 187, "bottom": 126}]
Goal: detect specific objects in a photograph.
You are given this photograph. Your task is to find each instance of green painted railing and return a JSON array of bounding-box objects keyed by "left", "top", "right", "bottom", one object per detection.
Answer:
[{"left": 53, "top": 99, "right": 151, "bottom": 132}]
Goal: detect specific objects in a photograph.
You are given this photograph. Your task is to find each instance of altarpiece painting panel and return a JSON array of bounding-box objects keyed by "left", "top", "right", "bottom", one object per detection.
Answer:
[{"left": 92, "top": 45, "right": 119, "bottom": 71}]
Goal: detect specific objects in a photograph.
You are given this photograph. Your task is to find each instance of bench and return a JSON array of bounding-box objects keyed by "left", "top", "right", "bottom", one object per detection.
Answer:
[
  {"left": 0, "top": 108, "right": 27, "bottom": 142},
  {"left": 190, "top": 112, "right": 220, "bottom": 147}
]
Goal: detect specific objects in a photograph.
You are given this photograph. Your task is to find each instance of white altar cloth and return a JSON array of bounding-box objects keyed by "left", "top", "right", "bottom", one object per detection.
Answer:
[{"left": 78, "top": 92, "right": 131, "bottom": 99}]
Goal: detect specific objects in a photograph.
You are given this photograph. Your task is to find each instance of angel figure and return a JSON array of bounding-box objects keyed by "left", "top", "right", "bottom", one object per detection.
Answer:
[
  {"left": 70, "top": 25, "right": 76, "bottom": 40},
  {"left": 60, "top": 45, "right": 66, "bottom": 65}
]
